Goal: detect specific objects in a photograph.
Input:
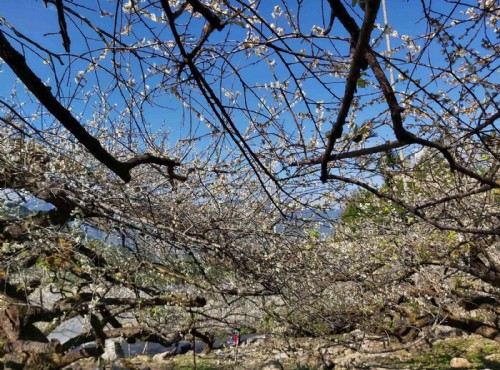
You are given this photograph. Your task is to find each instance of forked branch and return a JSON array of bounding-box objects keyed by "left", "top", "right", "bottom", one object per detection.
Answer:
[{"left": 321, "top": 0, "right": 381, "bottom": 182}]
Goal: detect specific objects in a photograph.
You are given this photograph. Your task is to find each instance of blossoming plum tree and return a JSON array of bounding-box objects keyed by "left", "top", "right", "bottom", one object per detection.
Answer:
[{"left": 0, "top": 0, "right": 498, "bottom": 367}]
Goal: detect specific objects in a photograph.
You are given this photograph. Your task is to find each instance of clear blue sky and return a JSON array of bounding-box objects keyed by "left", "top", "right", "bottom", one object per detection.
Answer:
[{"left": 0, "top": 0, "right": 427, "bottom": 96}]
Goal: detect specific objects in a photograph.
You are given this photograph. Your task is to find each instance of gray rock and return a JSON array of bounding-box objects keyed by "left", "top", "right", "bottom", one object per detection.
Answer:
[
  {"left": 245, "top": 335, "right": 267, "bottom": 346},
  {"left": 259, "top": 359, "right": 284, "bottom": 370}
]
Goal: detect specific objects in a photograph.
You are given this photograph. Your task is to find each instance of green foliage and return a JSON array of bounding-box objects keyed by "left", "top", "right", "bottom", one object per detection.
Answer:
[
  {"left": 35, "top": 256, "right": 50, "bottom": 271},
  {"left": 339, "top": 188, "right": 406, "bottom": 227},
  {"left": 261, "top": 313, "right": 274, "bottom": 331},
  {"left": 384, "top": 150, "right": 399, "bottom": 168},
  {"left": 309, "top": 229, "right": 320, "bottom": 240},
  {"left": 239, "top": 327, "right": 255, "bottom": 335},
  {"left": 340, "top": 202, "right": 361, "bottom": 224}
]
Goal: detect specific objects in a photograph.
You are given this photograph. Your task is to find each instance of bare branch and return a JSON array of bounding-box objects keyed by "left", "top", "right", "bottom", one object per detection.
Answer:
[
  {"left": 296, "top": 140, "right": 404, "bottom": 166},
  {"left": 55, "top": 0, "right": 71, "bottom": 52}
]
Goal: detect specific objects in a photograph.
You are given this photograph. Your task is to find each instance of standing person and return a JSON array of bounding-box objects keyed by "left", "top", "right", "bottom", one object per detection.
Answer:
[
  {"left": 232, "top": 328, "right": 241, "bottom": 361},
  {"left": 232, "top": 328, "right": 240, "bottom": 347}
]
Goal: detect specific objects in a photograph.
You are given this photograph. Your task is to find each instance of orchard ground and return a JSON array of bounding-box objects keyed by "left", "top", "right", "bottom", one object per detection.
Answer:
[{"left": 65, "top": 333, "right": 500, "bottom": 370}]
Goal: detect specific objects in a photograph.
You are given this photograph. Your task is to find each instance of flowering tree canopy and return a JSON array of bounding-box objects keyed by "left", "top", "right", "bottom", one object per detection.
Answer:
[{"left": 0, "top": 0, "right": 499, "bottom": 368}]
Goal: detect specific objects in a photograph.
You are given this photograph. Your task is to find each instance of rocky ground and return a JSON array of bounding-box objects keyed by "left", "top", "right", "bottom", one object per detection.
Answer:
[{"left": 67, "top": 332, "right": 500, "bottom": 370}]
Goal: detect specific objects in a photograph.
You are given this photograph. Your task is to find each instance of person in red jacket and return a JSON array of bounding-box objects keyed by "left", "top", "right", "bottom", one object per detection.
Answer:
[{"left": 232, "top": 328, "right": 240, "bottom": 347}]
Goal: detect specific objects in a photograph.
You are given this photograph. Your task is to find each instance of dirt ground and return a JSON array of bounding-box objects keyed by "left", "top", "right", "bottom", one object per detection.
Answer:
[{"left": 65, "top": 334, "right": 500, "bottom": 370}]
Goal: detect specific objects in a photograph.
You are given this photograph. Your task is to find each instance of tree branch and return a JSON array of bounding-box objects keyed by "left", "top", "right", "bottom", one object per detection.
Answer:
[
  {"left": 323, "top": 1, "right": 500, "bottom": 188},
  {"left": 55, "top": 0, "right": 70, "bottom": 52},
  {"left": 0, "top": 31, "right": 184, "bottom": 183},
  {"left": 327, "top": 172, "right": 500, "bottom": 235},
  {"left": 54, "top": 346, "right": 103, "bottom": 369},
  {"left": 296, "top": 140, "right": 404, "bottom": 166},
  {"left": 320, "top": 0, "right": 381, "bottom": 182},
  {"left": 185, "top": 0, "right": 224, "bottom": 31},
  {"left": 61, "top": 326, "right": 182, "bottom": 352}
]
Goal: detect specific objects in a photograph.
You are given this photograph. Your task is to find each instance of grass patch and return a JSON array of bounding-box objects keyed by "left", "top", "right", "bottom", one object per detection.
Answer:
[
  {"left": 130, "top": 350, "right": 254, "bottom": 369},
  {"left": 167, "top": 354, "right": 222, "bottom": 370},
  {"left": 384, "top": 337, "right": 500, "bottom": 369}
]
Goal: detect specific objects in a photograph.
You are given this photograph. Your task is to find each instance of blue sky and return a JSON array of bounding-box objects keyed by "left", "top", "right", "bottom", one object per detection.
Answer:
[{"left": 0, "top": 0, "right": 426, "bottom": 101}]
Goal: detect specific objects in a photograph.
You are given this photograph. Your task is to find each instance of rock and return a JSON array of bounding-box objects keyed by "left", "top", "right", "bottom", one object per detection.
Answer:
[
  {"left": 151, "top": 350, "right": 175, "bottom": 363},
  {"left": 102, "top": 340, "right": 125, "bottom": 362},
  {"left": 320, "top": 345, "right": 349, "bottom": 357},
  {"left": 246, "top": 335, "right": 267, "bottom": 346},
  {"left": 212, "top": 341, "right": 224, "bottom": 349},
  {"left": 274, "top": 352, "right": 289, "bottom": 360},
  {"left": 450, "top": 357, "right": 471, "bottom": 368},
  {"left": 133, "top": 355, "right": 150, "bottom": 363},
  {"left": 485, "top": 353, "right": 500, "bottom": 361},
  {"left": 297, "top": 355, "right": 319, "bottom": 369},
  {"left": 111, "top": 358, "right": 140, "bottom": 370},
  {"left": 259, "top": 360, "right": 284, "bottom": 370},
  {"left": 434, "top": 326, "right": 463, "bottom": 338}
]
